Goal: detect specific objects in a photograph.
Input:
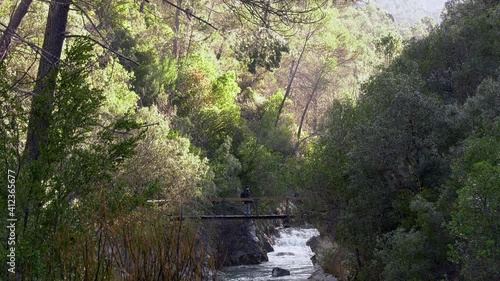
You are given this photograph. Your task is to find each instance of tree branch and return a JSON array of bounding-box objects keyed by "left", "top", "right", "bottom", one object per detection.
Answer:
[
  {"left": 70, "top": 2, "right": 139, "bottom": 65},
  {"left": 65, "top": 34, "right": 139, "bottom": 66},
  {"left": 0, "top": 24, "right": 46, "bottom": 58},
  {"left": 275, "top": 28, "right": 315, "bottom": 127},
  {"left": 225, "top": 0, "right": 327, "bottom": 29},
  {"left": 0, "top": 0, "right": 34, "bottom": 63},
  {"left": 162, "top": 0, "right": 217, "bottom": 30}
]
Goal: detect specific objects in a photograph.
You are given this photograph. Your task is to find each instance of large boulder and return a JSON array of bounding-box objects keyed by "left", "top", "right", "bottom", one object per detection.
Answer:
[
  {"left": 215, "top": 219, "right": 268, "bottom": 266},
  {"left": 272, "top": 267, "right": 291, "bottom": 277},
  {"left": 306, "top": 236, "right": 321, "bottom": 253},
  {"left": 306, "top": 235, "right": 346, "bottom": 281}
]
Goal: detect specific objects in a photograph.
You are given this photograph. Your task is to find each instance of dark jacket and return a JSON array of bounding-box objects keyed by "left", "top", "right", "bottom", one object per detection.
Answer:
[{"left": 240, "top": 189, "right": 251, "bottom": 203}]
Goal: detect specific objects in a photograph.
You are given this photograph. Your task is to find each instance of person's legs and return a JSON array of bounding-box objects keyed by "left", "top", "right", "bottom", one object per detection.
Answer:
[{"left": 244, "top": 203, "right": 250, "bottom": 215}]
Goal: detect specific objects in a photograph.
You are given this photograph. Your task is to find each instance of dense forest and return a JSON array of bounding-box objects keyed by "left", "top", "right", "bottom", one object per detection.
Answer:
[{"left": 0, "top": 0, "right": 498, "bottom": 280}]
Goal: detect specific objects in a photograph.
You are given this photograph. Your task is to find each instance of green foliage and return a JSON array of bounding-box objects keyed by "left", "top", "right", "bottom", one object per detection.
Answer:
[
  {"left": 173, "top": 51, "right": 218, "bottom": 116},
  {"left": 448, "top": 130, "right": 500, "bottom": 281},
  {"left": 237, "top": 28, "right": 290, "bottom": 73},
  {"left": 375, "top": 33, "right": 403, "bottom": 65},
  {"left": 1, "top": 0, "right": 366, "bottom": 278},
  {"left": 211, "top": 136, "right": 242, "bottom": 197},
  {"left": 94, "top": 0, "right": 175, "bottom": 106},
  {"left": 449, "top": 160, "right": 500, "bottom": 280},
  {"left": 191, "top": 106, "right": 243, "bottom": 153},
  {"left": 298, "top": 99, "right": 355, "bottom": 234},
  {"left": 339, "top": 81, "right": 449, "bottom": 268},
  {"left": 174, "top": 69, "right": 243, "bottom": 152},
  {"left": 236, "top": 91, "right": 298, "bottom": 196},
  {"left": 256, "top": 92, "right": 295, "bottom": 155},
  {"left": 48, "top": 38, "right": 106, "bottom": 161},
  {"left": 463, "top": 76, "right": 500, "bottom": 134},
  {"left": 5, "top": 0, "right": 498, "bottom": 278},
  {"left": 326, "top": 2, "right": 402, "bottom": 96},
  {"left": 410, "top": 195, "right": 447, "bottom": 253},
  {"left": 303, "top": 2, "right": 500, "bottom": 280},
  {"left": 115, "top": 106, "right": 215, "bottom": 200},
  {"left": 133, "top": 52, "right": 176, "bottom": 106},
  {"left": 374, "top": 228, "right": 433, "bottom": 281},
  {"left": 405, "top": 0, "right": 500, "bottom": 102},
  {"left": 90, "top": 56, "right": 139, "bottom": 118},
  {"left": 0, "top": 63, "right": 27, "bottom": 171},
  {"left": 4, "top": 39, "right": 141, "bottom": 279},
  {"left": 238, "top": 136, "right": 288, "bottom": 197},
  {"left": 211, "top": 71, "right": 241, "bottom": 109}
]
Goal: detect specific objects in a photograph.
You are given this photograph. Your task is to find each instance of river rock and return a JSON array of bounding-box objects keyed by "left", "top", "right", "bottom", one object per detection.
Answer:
[
  {"left": 308, "top": 265, "right": 338, "bottom": 281},
  {"left": 307, "top": 236, "right": 321, "bottom": 253},
  {"left": 307, "top": 234, "right": 347, "bottom": 281},
  {"left": 215, "top": 219, "right": 268, "bottom": 266},
  {"left": 272, "top": 267, "right": 291, "bottom": 277},
  {"left": 275, "top": 252, "right": 294, "bottom": 256},
  {"left": 310, "top": 254, "right": 317, "bottom": 265},
  {"left": 262, "top": 234, "right": 274, "bottom": 253}
]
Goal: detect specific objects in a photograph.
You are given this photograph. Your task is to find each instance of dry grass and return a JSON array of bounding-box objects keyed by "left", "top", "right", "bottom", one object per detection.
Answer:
[{"left": 50, "top": 206, "right": 216, "bottom": 280}]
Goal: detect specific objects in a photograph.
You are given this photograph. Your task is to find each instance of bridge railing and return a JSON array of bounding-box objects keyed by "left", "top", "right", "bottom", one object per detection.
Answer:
[
  {"left": 206, "top": 197, "right": 294, "bottom": 218},
  {"left": 148, "top": 196, "right": 303, "bottom": 219}
]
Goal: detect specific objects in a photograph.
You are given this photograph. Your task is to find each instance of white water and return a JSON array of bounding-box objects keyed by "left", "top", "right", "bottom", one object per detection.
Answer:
[{"left": 220, "top": 227, "right": 319, "bottom": 281}]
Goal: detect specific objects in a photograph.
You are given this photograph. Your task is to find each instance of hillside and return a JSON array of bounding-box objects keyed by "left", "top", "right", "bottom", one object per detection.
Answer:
[{"left": 371, "top": 0, "right": 448, "bottom": 23}]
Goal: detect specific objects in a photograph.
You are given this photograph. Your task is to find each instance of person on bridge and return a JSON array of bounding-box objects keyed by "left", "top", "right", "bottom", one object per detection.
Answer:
[{"left": 240, "top": 186, "right": 252, "bottom": 216}]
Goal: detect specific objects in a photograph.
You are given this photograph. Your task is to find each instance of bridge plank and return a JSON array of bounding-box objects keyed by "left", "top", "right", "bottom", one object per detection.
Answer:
[
  {"left": 198, "top": 214, "right": 293, "bottom": 220},
  {"left": 149, "top": 197, "right": 306, "bottom": 203},
  {"left": 207, "top": 197, "right": 295, "bottom": 202}
]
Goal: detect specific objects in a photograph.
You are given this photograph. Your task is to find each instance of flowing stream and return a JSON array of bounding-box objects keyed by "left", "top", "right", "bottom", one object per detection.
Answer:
[{"left": 220, "top": 227, "right": 319, "bottom": 281}]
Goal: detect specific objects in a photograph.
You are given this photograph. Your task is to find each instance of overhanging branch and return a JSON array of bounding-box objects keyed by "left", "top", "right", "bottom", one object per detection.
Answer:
[
  {"left": 162, "top": 0, "right": 217, "bottom": 30},
  {"left": 70, "top": 2, "right": 139, "bottom": 66},
  {"left": 65, "top": 34, "right": 139, "bottom": 66}
]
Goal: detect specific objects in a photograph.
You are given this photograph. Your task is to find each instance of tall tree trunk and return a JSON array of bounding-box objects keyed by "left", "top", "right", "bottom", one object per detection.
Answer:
[
  {"left": 173, "top": 0, "right": 183, "bottom": 59},
  {"left": 275, "top": 31, "right": 312, "bottom": 127},
  {"left": 0, "top": 0, "right": 34, "bottom": 62},
  {"left": 24, "top": 0, "right": 71, "bottom": 162},
  {"left": 263, "top": 0, "right": 270, "bottom": 27},
  {"left": 22, "top": 0, "right": 71, "bottom": 257},
  {"left": 297, "top": 67, "right": 325, "bottom": 142}
]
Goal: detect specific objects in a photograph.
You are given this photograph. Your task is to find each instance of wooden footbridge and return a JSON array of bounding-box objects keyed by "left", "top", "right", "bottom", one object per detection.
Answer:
[{"left": 148, "top": 196, "right": 301, "bottom": 220}]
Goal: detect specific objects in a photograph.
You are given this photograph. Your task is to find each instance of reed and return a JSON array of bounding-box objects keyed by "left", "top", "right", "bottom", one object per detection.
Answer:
[{"left": 49, "top": 206, "right": 216, "bottom": 280}]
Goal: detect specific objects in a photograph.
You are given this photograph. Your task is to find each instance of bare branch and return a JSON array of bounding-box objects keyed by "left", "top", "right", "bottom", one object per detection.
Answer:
[
  {"left": 97, "top": 122, "right": 160, "bottom": 135},
  {"left": 224, "top": 0, "right": 327, "bottom": 29},
  {"left": 13, "top": 88, "right": 34, "bottom": 95},
  {"left": 275, "top": 28, "right": 316, "bottom": 127},
  {"left": 70, "top": 2, "right": 139, "bottom": 65},
  {"left": 0, "top": 24, "right": 45, "bottom": 57},
  {"left": 65, "top": 34, "right": 139, "bottom": 66},
  {"left": 162, "top": 0, "right": 217, "bottom": 30}
]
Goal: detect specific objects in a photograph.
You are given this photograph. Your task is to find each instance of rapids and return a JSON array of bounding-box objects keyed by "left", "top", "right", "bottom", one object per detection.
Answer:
[{"left": 220, "top": 227, "right": 319, "bottom": 280}]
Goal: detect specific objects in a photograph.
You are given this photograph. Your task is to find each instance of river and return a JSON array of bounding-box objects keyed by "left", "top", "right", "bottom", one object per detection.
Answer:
[{"left": 220, "top": 227, "right": 319, "bottom": 281}]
